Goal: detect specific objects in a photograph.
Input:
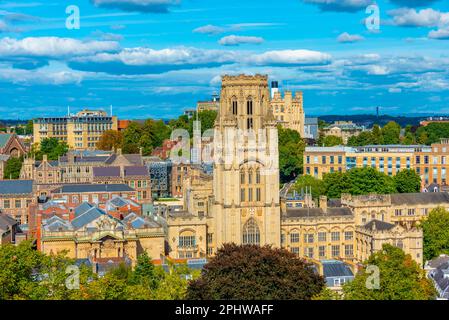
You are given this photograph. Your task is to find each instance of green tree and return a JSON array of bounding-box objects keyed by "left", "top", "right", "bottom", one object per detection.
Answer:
[
  {"left": 35, "top": 137, "right": 68, "bottom": 160},
  {"left": 343, "top": 244, "right": 435, "bottom": 300},
  {"left": 415, "top": 123, "right": 449, "bottom": 145},
  {"left": 3, "top": 156, "right": 23, "bottom": 179},
  {"left": 421, "top": 207, "right": 449, "bottom": 261},
  {"left": 317, "top": 135, "right": 343, "bottom": 147},
  {"left": 131, "top": 252, "right": 163, "bottom": 290},
  {"left": 278, "top": 126, "right": 305, "bottom": 183},
  {"left": 25, "top": 120, "right": 33, "bottom": 135},
  {"left": 381, "top": 121, "right": 401, "bottom": 144},
  {"left": 122, "top": 122, "right": 142, "bottom": 154},
  {"left": 394, "top": 169, "right": 421, "bottom": 193},
  {"left": 323, "top": 167, "right": 396, "bottom": 198},
  {"left": 186, "top": 244, "right": 325, "bottom": 300},
  {"left": 293, "top": 174, "right": 325, "bottom": 200},
  {"left": 371, "top": 124, "right": 384, "bottom": 144}
]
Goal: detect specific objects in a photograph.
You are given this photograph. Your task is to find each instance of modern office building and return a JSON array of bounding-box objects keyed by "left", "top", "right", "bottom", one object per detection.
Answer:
[
  {"left": 33, "top": 109, "right": 118, "bottom": 150},
  {"left": 304, "top": 139, "right": 449, "bottom": 186}
]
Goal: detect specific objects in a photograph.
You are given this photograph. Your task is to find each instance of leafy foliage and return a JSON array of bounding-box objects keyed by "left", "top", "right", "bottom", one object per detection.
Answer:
[
  {"left": 0, "top": 242, "right": 197, "bottom": 300},
  {"left": 323, "top": 167, "right": 396, "bottom": 198},
  {"left": 97, "top": 130, "right": 123, "bottom": 151},
  {"left": 186, "top": 244, "right": 325, "bottom": 300},
  {"left": 420, "top": 207, "right": 449, "bottom": 262},
  {"left": 393, "top": 169, "right": 421, "bottom": 193},
  {"left": 30, "top": 137, "right": 69, "bottom": 161},
  {"left": 293, "top": 174, "right": 325, "bottom": 200},
  {"left": 317, "top": 135, "right": 343, "bottom": 147},
  {"left": 343, "top": 244, "right": 435, "bottom": 300},
  {"left": 416, "top": 123, "right": 449, "bottom": 145},
  {"left": 278, "top": 126, "right": 305, "bottom": 183},
  {"left": 3, "top": 156, "right": 23, "bottom": 179}
]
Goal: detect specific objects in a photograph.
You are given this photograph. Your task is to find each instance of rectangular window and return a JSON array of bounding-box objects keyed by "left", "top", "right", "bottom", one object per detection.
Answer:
[
  {"left": 179, "top": 235, "right": 196, "bottom": 248},
  {"left": 290, "top": 233, "right": 300, "bottom": 243},
  {"left": 344, "top": 231, "right": 353, "bottom": 241},
  {"left": 331, "top": 245, "right": 340, "bottom": 257},
  {"left": 15, "top": 199, "right": 21, "bottom": 208},
  {"left": 331, "top": 231, "right": 340, "bottom": 242},
  {"left": 345, "top": 245, "right": 353, "bottom": 257},
  {"left": 240, "top": 188, "right": 245, "bottom": 202},
  {"left": 3, "top": 200, "right": 10, "bottom": 209},
  {"left": 319, "top": 246, "right": 326, "bottom": 258},
  {"left": 256, "top": 188, "right": 261, "bottom": 201},
  {"left": 318, "top": 232, "right": 326, "bottom": 242}
]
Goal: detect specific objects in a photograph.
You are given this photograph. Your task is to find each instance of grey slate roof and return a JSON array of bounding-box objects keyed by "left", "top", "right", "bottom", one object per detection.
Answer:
[
  {"left": 322, "top": 260, "right": 354, "bottom": 278},
  {"left": 124, "top": 166, "right": 148, "bottom": 176},
  {"left": 75, "top": 202, "right": 94, "bottom": 217},
  {"left": 53, "top": 184, "right": 134, "bottom": 193},
  {"left": 285, "top": 207, "right": 353, "bottom": 218},
  {"left": 0, "top": 214, "right": 17, "bottom": 231},
  {"left": 0, "top": 180, "right": 33, "bottom": 195},
  {"left": 71, "top": 207, "right": 106, "bottom": 230},
  {"left": 93, "top": 166, "right": 120, "bottom": 177},
  {"left": 363, "top": 219, "right": 395, "bottom": 231},
  {"left": 390, "top": 192, "right": 449, "bottom": 206}
]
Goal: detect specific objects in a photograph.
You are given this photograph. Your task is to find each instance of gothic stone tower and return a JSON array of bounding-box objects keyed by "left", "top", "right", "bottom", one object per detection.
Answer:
[{"left": 211, "top": 74, "right": 281, "bottom": 250}]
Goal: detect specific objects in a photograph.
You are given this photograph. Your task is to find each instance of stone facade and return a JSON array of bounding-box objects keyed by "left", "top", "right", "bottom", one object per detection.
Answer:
[{"left": 270, "top": 90, "right": 305, "bottom": 137}]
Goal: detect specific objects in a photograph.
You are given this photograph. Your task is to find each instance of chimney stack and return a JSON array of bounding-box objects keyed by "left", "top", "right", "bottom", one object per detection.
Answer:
[{"left": 319, "top": 195, "right": 327, "bottom": 212}]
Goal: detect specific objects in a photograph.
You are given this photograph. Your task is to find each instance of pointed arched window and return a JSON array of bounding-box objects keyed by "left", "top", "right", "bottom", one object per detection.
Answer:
[{"left": 242, "top": 218, "right": 260, "bottom": 245}]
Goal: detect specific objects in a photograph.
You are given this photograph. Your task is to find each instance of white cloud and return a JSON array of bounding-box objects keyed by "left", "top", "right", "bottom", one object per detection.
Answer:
[
  {"left": 428, "top": 27, "right": 449, "bottom": 39},
  {"left": 77, "top": 47, "right": 237, "bottom": 66},
  {"left": 218, "top": 35, "right": 264, "bottom": 46},
  {"left": 388, "top": 8, "right": 449, "bottom": 27},
  {"left": 337, "top": 32, "right": 365, "bottom": 43},
  {"left": 193, "top": 24, "right": 225, "bottom": 35},
  {"left": 302, "top": 0, "right": 373, "bottom": 12},
  {"left": 0, "top": 36, "right": 120, "bottom": 57},
  {"left": 0, "top": 62, "right": 85, "bottom": 85},
  {"left": 91, "top": 0, "right": 180, "bottom": 13},
  {"left": 250, "top": 49, "right": 331, "bottom": 66}
]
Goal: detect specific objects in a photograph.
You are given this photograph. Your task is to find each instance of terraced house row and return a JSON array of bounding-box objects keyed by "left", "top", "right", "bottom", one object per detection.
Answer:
[{"left": 304, "top": 139, "right": 449, "bottom": 186}]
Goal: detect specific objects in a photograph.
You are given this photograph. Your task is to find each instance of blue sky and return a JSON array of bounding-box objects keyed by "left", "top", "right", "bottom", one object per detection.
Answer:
[{"left": 1, "top": 0, "right": 449, "bottom": 119}]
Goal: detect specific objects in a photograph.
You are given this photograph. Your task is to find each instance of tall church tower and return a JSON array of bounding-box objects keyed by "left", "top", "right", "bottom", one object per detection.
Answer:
[{"left": 211, "top": 74, "right": 281, "bottom": 250}]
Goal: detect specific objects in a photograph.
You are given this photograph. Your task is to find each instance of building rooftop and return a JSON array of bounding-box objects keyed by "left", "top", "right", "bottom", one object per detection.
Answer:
[
  {"left": 322, "top": 260, "right": 354, "bottom": 278},
  {"left": 0, "top": 213, "right": 17, "bottom": 231},
  {"left": 0, "top": 180, "right": 33, "bottom": 195},
  {"left": 390, "top": 192, "right": 449, "bottom": 206},
  {"left": 363, "top": 219, "right": 395, "bottom": 231},
  {"left": 52, "top": 184, "right": 135, "bottom": 194},
  {"left": 0, "top": 133, "right": 12, "bottom": 148},
  {"left": 284, "top": 207, "right": 352, "bottom": 218}
]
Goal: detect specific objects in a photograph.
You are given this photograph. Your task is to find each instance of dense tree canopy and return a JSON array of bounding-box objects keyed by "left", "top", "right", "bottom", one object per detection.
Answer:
[
  {"left": 343, "top": 244, "right": 435, "bottom": 300},
  {"left": 96, "top": 130, "right": 123, "bottom": 151},
  {"left": 293, "top": 174, "right": 325, "bottom": 200},
  {"left": 317, "top": 135, "right": 343, "bottom": 147},
  {"left": 421, "top": 207, "right": 449, "bottom": 262},
  {"left": 278, "top": 126, "right": 306, "bottom": 183},
  {"left": 393, "top": 169, "right": 421, "bottom": 193},
  {"left": 381, "top": 121, "right": 401, "bottom": 144},
  {"left": 30, "top": 137, "right": 69, "bottom": 161},
  {"left": 3, "top": 156, "right": 23, "bottom": 179},
  {"left": 186, "top": 244, "right": 324, "bottom": 300},
  {"left": 0, "top": 241, "right": 198, "bottom": 300},
  {"left": 323, "top": 167, "right": 397, "bottom": 198},
  {"left": 416, "top": 123, "right": 449, "bottom": 145},
  {"left": 295, "top": 168, "right": 420, "bottom": 199}
]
